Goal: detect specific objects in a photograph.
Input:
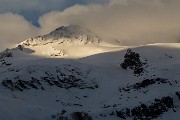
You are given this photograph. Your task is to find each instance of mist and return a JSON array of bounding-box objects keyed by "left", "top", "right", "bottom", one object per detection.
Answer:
[{"left": 0, "top": 0, "right": 180, "bottom": 51}]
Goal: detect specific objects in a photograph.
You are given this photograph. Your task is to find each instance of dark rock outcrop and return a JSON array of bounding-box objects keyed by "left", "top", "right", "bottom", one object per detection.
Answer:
[
  {"left": 116, "top": 96, "right": 174, "bottom": 120},
  {"left": 2, "top": 77, "right": 44, "bottom": 91},
  {"left": 51, "top": 111, "right": 92, "bottom": 120},
  {"left": 71, "top": 112, "right": 92, "bottom": 120},
  {"left": 119, "top": 78, "right": 171, "bottom": 92},
  {"left": 120, "top": 49, "right": 147, "bottom": 75},
  {"left": 0, "top": 49, "right": 12, "bottom": 59},
  {"left": 1, "top": 66, "right": 98, "bottom": 91}
]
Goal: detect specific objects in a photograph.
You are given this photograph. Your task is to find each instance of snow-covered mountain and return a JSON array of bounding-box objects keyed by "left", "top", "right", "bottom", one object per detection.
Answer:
[
  {"left": 0, "top": 25, "right": 180, "bottom": 120},
  {"left": 43, "top": 25, "right": 100, "bottom": 43},
  {"left": 17, "top": 25, "right": 120, "bottom": 58},
  {"left": 21, "top": 25, "right": 100, "bottom": 46}
]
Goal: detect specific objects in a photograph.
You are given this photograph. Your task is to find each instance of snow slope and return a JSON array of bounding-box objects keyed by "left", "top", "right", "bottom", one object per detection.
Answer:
[{"left": 0, "top": 25, "right": 179, "bottom": 120}]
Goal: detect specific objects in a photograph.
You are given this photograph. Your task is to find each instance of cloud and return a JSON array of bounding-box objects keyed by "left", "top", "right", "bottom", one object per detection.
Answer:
[
  {"left": 0, "top": 0, "right": 108, "bottom": 25},
  {"left": 0, "top": 0, "right": 85, "bottom": 12},
  {"left": 38, "top": 0, "right": 180, "bottom": 45},
  {"left": 0, "top": 13, "right": 38, "bottom": 51},
  {"left": 0, "top": 0, "right": 180, "bottom": 52}
]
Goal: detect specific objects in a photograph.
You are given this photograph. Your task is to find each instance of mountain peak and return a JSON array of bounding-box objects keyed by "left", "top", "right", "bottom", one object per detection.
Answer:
[
  {"left": 42, "top": 25, "right": 101, "bottom": 44},
  {"left": 16, "top": 25, "right": 105, "bottom": 58},
  {"left": 20, "top": 25, "right": 101, "bottom": 47}
]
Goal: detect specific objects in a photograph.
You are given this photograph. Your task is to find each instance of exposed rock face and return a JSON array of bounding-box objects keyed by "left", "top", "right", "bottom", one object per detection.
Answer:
[
  {"left": 71, "top": 112, "right": 92, "bottom": 120},
  {"left": 0, "top": 49, "right": 12, "bottom": 59},
  {"left": 1, "top": 65, "right": 98, "bottom": 91},
  {"left": 51, "top": 111, "right": 92, "bottom": 120},
  {"left": 116, "top": 96, "right": 174, "bottom": 120},
  {"left": 121, "top": 49, "right": 147, "bottom": 75},
  {"left": 1, "top": 78, "right": 44, "bottom": 91},
  {"left": 119, "top": 78, "right": 171, "bottom": 92}
]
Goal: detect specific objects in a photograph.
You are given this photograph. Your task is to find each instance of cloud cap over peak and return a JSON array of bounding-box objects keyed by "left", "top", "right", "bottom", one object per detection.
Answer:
[
  {"left": 38, "top": 0, "right": 180, "bottom": 45},
  {"left": 0, "top": 0, "right": 180, "bottom": 51}
]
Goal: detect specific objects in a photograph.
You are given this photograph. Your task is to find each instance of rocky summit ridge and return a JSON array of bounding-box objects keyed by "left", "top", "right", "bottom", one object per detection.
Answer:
[{"left": 20, "top": 25, "right": 100, "bottom": 47}]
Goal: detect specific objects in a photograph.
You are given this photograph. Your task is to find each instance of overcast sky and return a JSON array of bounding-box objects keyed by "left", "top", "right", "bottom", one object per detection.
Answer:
[{"left": 0, "top": 0, "right": 180, "bottom": 51}]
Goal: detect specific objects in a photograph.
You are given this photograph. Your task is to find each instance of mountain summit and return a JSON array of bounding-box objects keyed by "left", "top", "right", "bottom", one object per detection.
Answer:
[
  {"left": 43, "top": 25, "right": 100, "bottom": 43},
  {"left": 17, "top": 25, "right": 116, "bottom": 58},
  {"left": 20, "top": 25, "right": 100, "bottom": 47}
]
